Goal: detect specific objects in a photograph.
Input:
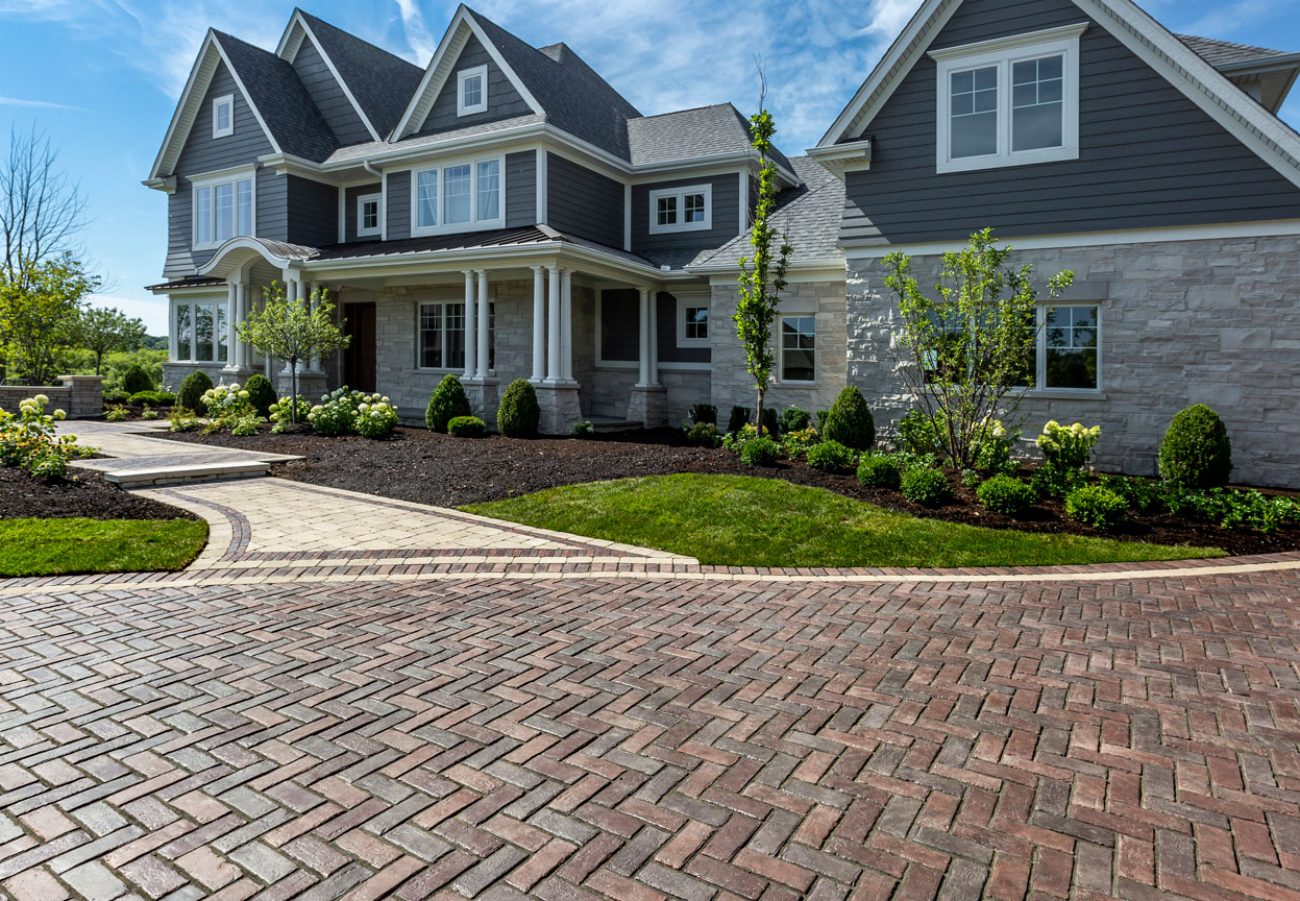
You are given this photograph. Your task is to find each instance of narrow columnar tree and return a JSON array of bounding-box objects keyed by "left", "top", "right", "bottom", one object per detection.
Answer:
[
  {"left": 237, "top": 282, "right": 349, "bottom": 422},
  {"left": 72, "top": 306, "right": 147, "bottom": 375}
]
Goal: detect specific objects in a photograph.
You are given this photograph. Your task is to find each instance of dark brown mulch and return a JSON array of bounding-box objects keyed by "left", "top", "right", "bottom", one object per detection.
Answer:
[
  {"left": 161, "top": 425, "right": 1300, "bottom": 556},
  {"left": 0, "top": 466, "right": 197, "bottom": 521}
]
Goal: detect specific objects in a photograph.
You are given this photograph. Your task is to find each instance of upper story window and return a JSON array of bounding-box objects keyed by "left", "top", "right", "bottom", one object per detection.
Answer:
[
  {"left": 457, "top": 65, "right": 488, "bottom": 116},
  {"left": 411, "top": 155, "right": 504, "bottom": 236},
  {"left": 649, "top": 184, "right": 712, "bottom": 235},
  {"left": 356, "top": 193, "right": 381, "bottom": 238},
  {"left": 212, "top": 95, "right": 234, "bottom": 139},
  {"left": 931, "top": 23, "right": 1084, "bottom": 174},
  {"left": 192, "top": 167, "right": 254, "bottom": 250}
]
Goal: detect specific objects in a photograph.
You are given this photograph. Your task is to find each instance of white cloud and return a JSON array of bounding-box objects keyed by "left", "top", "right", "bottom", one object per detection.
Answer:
[
  {"left": 0, "top": 96, "right": 85, "bottom": 111},
  {"left": 394, "top": 0, "right": 439, "bottom": 64}
]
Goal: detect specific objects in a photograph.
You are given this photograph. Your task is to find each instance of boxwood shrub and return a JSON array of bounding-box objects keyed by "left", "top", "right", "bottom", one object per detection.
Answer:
[
  {"left": 779, "top": 406, "right": 811, "bottom": 434},
  {"left": 900, "top": 466, "right": 951, "bottom": 507},
  {"left": 739, "top": 436, "right": 781, "bottom": 466},
  {"left": 1158, "top": 403, "right": 1232, "bottom": 488},
  {"left": 857, "top": 454, "right": 902, "bottom": 489},
  {"left": 976, "top": 474, "right": 1036, "bottom": 516},
  {"left": 426, "top": 373, "right": 473, "bottom": 432},
  {"left": 244, "top": 373, "right": 277, "bottom": 417},
  {"left": 1065, "top": 484, "right": 1128, "bottom": 531},
  {"left": 497, "top": 379, "right": 540, "bottom": 437},
  {"left": 822, "top": 386, "right": 875, "bottom": 451},
  {"left": 685, "top": 421, "right": 722, "bottom": 447},
  {"left": 177, "top": 371, "right": 213, "bottom": 415},
  {"left": 805, "top": 440, "right": 856, "bottom": 473},
  {"left": 447, "top": 415, "right": 487, "bottom": 438},
  {"left": 121, "top": 362, "right": 154, "bottom": 396}
]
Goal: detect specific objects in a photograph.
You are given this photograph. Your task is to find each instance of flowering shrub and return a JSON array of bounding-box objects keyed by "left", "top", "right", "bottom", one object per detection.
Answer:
[
  {"left": 1035, "top": 420, "right": 1101, "bottom": 496},
  {"left": 309, "top": 388, "right": 361, "bottom": 436},
  {"left": 0, "top": 394, "right": 89, "bottom": 479},
  {"left": 354, "top": 395, "right": 399, "bottom": 439},
  {"left": 268, "top": 395, "right": 310, "bottom": 434},
  {"left": 201, "top": 383, "right": 255, "bottom": 426},
  {"left": 974, "top": 419, "right": 1019, "bottom": 474},
  {"left": 722, "top": 422, "right": 759, "bottom": 453}
]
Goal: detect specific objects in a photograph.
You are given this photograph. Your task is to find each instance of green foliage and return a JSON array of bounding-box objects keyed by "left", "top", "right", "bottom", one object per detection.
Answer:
[
  {"left": 101, "top": 388, "right": 130, "bottom": 405},
  {"left": 140, "top": 405, "right": 158, "bottom": 421},
  {"left": 69, "top": 305, "right": 146, "bottom": 375},
  {"left": 690, "top": 403, "right": 717, "bottom": 425},
  {"left": 571, "top": 420, "right": 595, "bottom": 437},
  {"left": 901, "top": 467, "right": 952, "bottom": 507},
  {"left": 884, "top": 230, "right": 1074, "bottom": 469},
  {"left": 353, "top": 395, "right": 399, "bottom": 439},
  {"left": 1065, "top": 484, "right": 1128, "bottom": 531},
  {"left": 896, "top": 408, "right": 942, "bottom": 456},
  {"left": 200, "top": 383, "right": 255, "bottom": 431},
  {"left": 0, "top": 393, "right": 88, "bottom": 479},
  {"left": 97, "top": 348, "right": 165, "bottom": 393},
  {"left": 105, "top": 405, "right": 127, "bottom": 422},
  {"left": 976, "top": 474, "right": 1036, "bottom": 516},
  {"left": 167, "top": 407, "right": 201, "bottom": 432},
  {"left": 684, "top": 421, "right": 722, "bottom": 447},
  {"left": 497, "top": 379, "right": 540, "bottom": 437},
  {"left": 805, "top": 440, "right": 856, "bottom": 473},
  {"left": 121, "top": 362, "right": 154, "bottom": 395},
  {"left": 1162, "top": 485, "right": 1299, "bottom": 534},
  {"left": 448, "top": 415, "right": 487, "bottom": 438},
  {"left": 268, "top": 395, "right": 309, "bottom": 433},
  {"left": 974, "top": 420, "right": 1018, "bottom": 474},
  {"left": 129, "top": 390, "right": 174, "bottom": 407},
  {"left": 726, "top": 405, "right": 751, "bottom": 434},
  {"left": 961, "top": 468, "right": 981, "bottom": 490},
  {"left": 0, "top": 252, "right": 100, "bottom": 384},
  {"left": 739, "top": 435, "right": 781, "bottom": 466},
  {"left": 779, "top": 406, "right": 811, "bottom": 433},
  {"left": 1101, "top": 475, "right": 1165, "bottom": 515},
  {"left": 426, "top": 373, "right": 472, "bottom": 432},
  {"left": 823, "top": 386, "right": 875, "bottom": 451},
  {"left": 815, "top": 410, "right": 831, "bottom": 432},
  {"left": 244, "top": 374, "right": 277, "bottom": 417},
  {"left": 761, "top": 406, "right": 779, "bottom": 438},
  {"left": 780, "top": 427, "right": 819, "bottom": 459},
  {"left": 0, "top": 517, "right": 208, "bottom": 578},
  {"left": 229, "top": 415, "right": 261, "bottom": 437},
  {"left": 177, "top": 370, "right": 213, "bottom": 415},
  {"left": 1034, "top": 420, "right": 1101, "bottom": 496},
  {"left": 857, "top": 454, "right": 902, "bottom": 490},
  {"left": 308, "top": 387, "right": 361, "bottom": 436},
  {"left": 1159, "top": 404, "right": 1232, "bottom": 488},
  {"left": 238, "top": 282, "right": 349, "bottom": 421},
  {"left": 722, "top": 422, "right": 759, "bottom": 453}
]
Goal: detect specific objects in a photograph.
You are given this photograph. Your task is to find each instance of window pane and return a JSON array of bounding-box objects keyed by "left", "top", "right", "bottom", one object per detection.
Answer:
[
  {"left": 1012, "top": 55, "right": 1065, "bottom": 151},
  {"left": 215, "top": 99, "right": 231, "bottom": 131},
  {"left": 445, "top": 303, "right": 466, "bottom": 371},
  {"left": 175, "top": 305, "right": 192, "bottom": 360},
  {"left": 236, "top": 179, "right": 253, "bottom": 236},
  {"left": 950, "top": 66, "right": 998, "bottom": 158},
  {"left": 419, "top": 305, "right": 442, "bottom": 368},
  {"left": 214, "top": 182, "right": 234, "bottom": 242},
  {"left": 477, "top": 159, "right": 500, "bottom": 221},
  {"left": 216, "top": 304, "right": 227, "bottom": 364},
  {"left": 1044, "top": 305, "right": 1099, "bottom": 389},
  {"left": 417, "top": 170, "right": 438, "bottom": 228},
  {"left": 684, "top": 193, "right": 706, "bottom": 223},
  {"left": 362, "top": 201, "right": 378, "bottom": 230},
  {"left": 782, "top": 316, "right": 815, "bottom": 382},
  {"left": 195, "top": 186, "right": 212, "bottom": 245},
  {"left": 444, "top": 165, "right": 471, "bottom": 225},
  {"left": 462, "top": 73, "right": 483, "bottom": 109},
  {"left": 657, "top": 196, "right": 676, "bottom": 225},
  {"left": 685, "top": 306, "right": 708, "bottom": 340},
  {"left": 195, "top": 304, "right": 214, "bottom": 362}
]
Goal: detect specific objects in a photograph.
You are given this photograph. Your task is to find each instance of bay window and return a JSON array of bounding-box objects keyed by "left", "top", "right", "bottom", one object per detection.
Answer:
[
  {"left": 192, "top": 167, "right": 255, "bottom": 250},
  {"left": 173, "top": 300, "right": 226, "bottom": 363},
  {"left": 411, "top": 156, "right": 504, "bottom": 235}
]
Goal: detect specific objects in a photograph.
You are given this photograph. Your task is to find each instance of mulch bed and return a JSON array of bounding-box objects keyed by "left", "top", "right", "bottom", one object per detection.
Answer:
[
  {"left": 0, "top": 466, "right": 197, "bottom": 522},
  {"left": 161, "top": 425, "right": 1300, "bottom": 556}
]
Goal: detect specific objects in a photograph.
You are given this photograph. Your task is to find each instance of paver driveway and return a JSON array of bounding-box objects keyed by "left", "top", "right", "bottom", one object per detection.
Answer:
[{"left": 3, "top": 567, "right": 1300, "bottom": 900}]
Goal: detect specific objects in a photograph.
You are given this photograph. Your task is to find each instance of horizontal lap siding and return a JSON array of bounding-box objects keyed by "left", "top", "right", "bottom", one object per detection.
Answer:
[
  {"left": 293, "top": 38, "right": 372, "bottom": 146},
  {"left": 344, "top": 183, "right": 382, "bottom": 242},
  {"left": 287, "top": 175, "right": 338, "bottom": 248},
  {"left": 841, "top": 0, "right": 1300, "bottom": 246},
  {"left": 386, "top": 171, "right": 411, "bottom": 240},
  {"left": 416, "top": 35, "right": 531, "bottom": 136},
  {"left": 632, "top": 173, "right": 741, "bottom": 259},
  {"left": 658, "top": 291, "right": 709, "bottom": 365},
  {"left": 506, "top": 150, "right": 536, "bottom": 228},
  {"left": 547, "top": 154, "right": 623, "bottom": 245}
]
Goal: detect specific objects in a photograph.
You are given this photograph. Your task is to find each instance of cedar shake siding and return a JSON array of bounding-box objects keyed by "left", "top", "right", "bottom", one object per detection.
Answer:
[
  {"left": 414, "top": 34, "right": 532, "bottom": 137},
  {"left": 546, "top": 154, "right": 622, "bottom": 245},
  {"left": 839, "top": 0, "right": 1300, "bottom": 247},
  {"left": 292, "top": 38, "right": 372, "bottom": 145}
]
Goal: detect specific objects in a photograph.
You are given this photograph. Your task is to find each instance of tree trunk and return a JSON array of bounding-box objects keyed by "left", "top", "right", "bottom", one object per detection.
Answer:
[
  {"left": 290, "top": 358, "right": 299, "bottom": 424},
  {"left": 755, "top": 389, "right": 765, "bottom": 438}
]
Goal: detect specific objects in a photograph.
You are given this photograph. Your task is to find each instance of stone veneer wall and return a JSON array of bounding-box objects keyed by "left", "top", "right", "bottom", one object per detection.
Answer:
[
  {"left": 846, "top": 234, "right": 1300, "bottom": 488},
  {"left": 0, "top": 376, "right": 102, "bottom": 418}
]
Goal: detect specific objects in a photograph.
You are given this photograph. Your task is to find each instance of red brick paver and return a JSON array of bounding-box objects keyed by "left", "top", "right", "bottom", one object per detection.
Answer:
[{"left": 1, "top": 570, "right": 1299, "bottom": 898}]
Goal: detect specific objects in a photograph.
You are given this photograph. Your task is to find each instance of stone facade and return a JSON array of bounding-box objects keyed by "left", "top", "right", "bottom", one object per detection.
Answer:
[
  {"left": 0, "top": 376, "right": 103, "bottom": 419},
  {"left": 846, "top": 234, "right": 1300, "bottom": 488}
]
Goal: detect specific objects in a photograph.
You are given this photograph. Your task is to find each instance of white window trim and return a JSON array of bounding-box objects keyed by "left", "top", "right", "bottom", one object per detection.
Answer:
[
  {"left": 649, "top": 183, "right": 712, "bottom": 235},
  {"left": 675, "top": 293, "right": 710, "bottom": 348},
  {"left": 191, "top": 165, "right": 256, "bottom": 251},
  {"left": 457, "top": 65, "right": 488, "bottom": 117},
  {"left": 171, "top": 298, "right": 227, "bottom": 364},
  {"left": 933, "top": 23, "right": 1085, "bottom": 174},
  {"left": 777, "top": 313, "right": 817, "bottom": 385},
  {"left": 1027, "top": 301, "right": 1102, "bottom": 395},
  {"left": 415, "top": 300, "right": 495, "bottom": 373},
  {"left": 212, "top": 94, "right": 234, "bottom": 139},
  {"left": 409, "top": 154, "right": 506, "bottom": 237},
  {"left": 356, "top": 192, "right": 382, "bottom": 238}
]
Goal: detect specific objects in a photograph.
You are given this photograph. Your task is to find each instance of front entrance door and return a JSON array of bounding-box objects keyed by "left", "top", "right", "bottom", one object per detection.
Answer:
[{"left": 342, "top": 302, "right": 376, "bottom": 393}]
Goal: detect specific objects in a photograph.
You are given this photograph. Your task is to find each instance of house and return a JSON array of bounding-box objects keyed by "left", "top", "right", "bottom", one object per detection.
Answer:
[{"left": 147, "top": 1, "right": 1300, "bottom": 486}]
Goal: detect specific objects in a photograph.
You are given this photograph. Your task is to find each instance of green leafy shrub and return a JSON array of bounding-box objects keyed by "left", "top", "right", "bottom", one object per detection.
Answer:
[
  {"left": 857, "top": 454, "right": 902, "bottom": 490},
  {"left": 726, "top": 405, "right": 751, "bottom": 434},
  {"left": 121, "top": 362, "right": 154, "bottom": 396},
  {"left": 105, "top": 405, "right": 128, "bottom": 422},
  {"left": 156, "top": 391, "right": 177, "bottom": 406},
  {"left": 960, "top": 469, "right": 981, "bottom": 490},
  {"left": 0, "top": 394, "right": 88, "bottom": 479},
  {"left": 690, "top": 403, "right": 717, "bottom": 425},
  {"left": 129, "top": 390, "right": 162, "bottom": 406},
  {"left": 140, "top": 405, "right": 158, "bottom": 421},
  {"left": 101, "top": 388, "right": 130, "bottom": 405},
  {"left": 823, "top": 386, "right": 875, "bottom": 451},
  {"left": 722, "top": 422, "right": 758, "bottom": 453},
  {"left": 168, "top": 407, "right": 200, "bottom": 432},
  {"left": 901, "top": 467, "right": 951, "bottom": 507},
  {"left": 309, "top": 387, "right": 361, "bottom": 436},
  {"left": 448, "top": 415, "right": 487, "bottom": 438},
  {"left": 1164, "top": 486, "right": 1300, "bottom": 534},
  {"left": 761, "top": 407, "right": 779, "bottom": 438},
  {"left": 1065, "top": 484, "right": 1128, "bottom": 531},
  {"left": 244, "top": 374, "right": 277, "bottom": 417},
  {"left": 976, "top": 474, "right": 1036, "bottom": 516},
  {"left": 739, "top": 435, "right": 781, "bottom": 466},
  {"left": 200, "top": 383, "right": 255, "bottom": 430},
  {"left": 268, "top": 395, "right": 310, "bottom": 433},
  {"left": 229, "top": 415, "right": 261, "bottom": 437},
  {"left": 1034, "top": 420, "right": 1101, "bottom": 496},
  {"left": 354, "top": 395, "right": 399, "bottom": 439},
  {"left": 1159, "top": 404, "right": 1232, "bottom": 488},
  {"left": 974, "top": 420, "right": 1018, "bottom": 474},
  {"left": 781, "top": 427, "right": 819, "bottom": 459},
  {"left": 779, "top": 406, "right": 811, "bottom": 434},
  {"left": 815, "top": 409, "right": 831, "bottom": 432},
  {"left": 896, "top": 409, "right": 942, "bottom": 456},
  {"left": 1101, "top": 475, "right": 1164, "bottom": 515},
  {"left": 806, "top": 440, "right": 856, "bottom": 473},
  {"left": 571, "top": 420, "right": 595, "bottom": 437},
  {"left": 684, "top": 421, "right": 722, "bottom": 447},
  {"left": 177, "top": 371, "right": 213, "bottom": 415},
  {"left": 497, "top": 379, "right": 540, "bottom": 437},
  {"left": 426, "top": 374, "right": 473, "bottom": 433}
]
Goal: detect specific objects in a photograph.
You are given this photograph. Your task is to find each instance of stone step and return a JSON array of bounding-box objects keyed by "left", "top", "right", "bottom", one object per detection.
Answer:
[{"left": 102, "top": 460, "right": 269, "bottom": 488}]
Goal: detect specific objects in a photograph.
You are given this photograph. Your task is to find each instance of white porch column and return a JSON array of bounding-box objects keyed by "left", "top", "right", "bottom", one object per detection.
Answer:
[
  {"left": 648, "top": 288, "right": 660, "bottom": 387},
  {"left": 560, "top": 270, "right": 573, "bottom": 382},
  {"left": 476, "top": 270, "right": 491, "bottom": 380},
  {"left": 546, "top": 265, "right": 561, "bottom": 382},
  {"left": 637, "top": 287, "right": 651, "bottom": 387},
  {"left": 235, "top": 281, "right": 247, "bottom": 369},
  {"left": 463, "top": 270, "right": 478, "bottom": 380},
  {"left": 530, "top": 266, "right": 545, "bottom": 382},
  {"left": 223, "top": 279, "right": 239, "bottom": 372}
]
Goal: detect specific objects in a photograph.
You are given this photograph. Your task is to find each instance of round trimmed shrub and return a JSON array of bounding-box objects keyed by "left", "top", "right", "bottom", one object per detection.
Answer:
[
  {"left": 244, "top": 373, "right": 277, "bottom": 417},
  {"left": 739, "top": 436, "right": 781, "bottom": 466},
  {"left": 1065, "top": 484, "right": 1128, "bottom": 531},
  {"left": 177, "top": 371, "right": 213, "bottom": 415},
  {"left": 426, "top": 374, "right": 473, "bottom": 433},
  {"left": 976, "top": 474, "right": 1036, "bottom": 516},
  {"left": 805, "top": 440, "right": 856, "bottom": 474},
  {"left": 448, "top": 415, "right": 486, "bottom": 438},
  {"left": 685, "top": 421, "right": 722, "bottom": 447},
  {"left": 121, "top": 363, "right": 154, "bottom": 396},
  {"left": 102, "top": 388, "right": 130, "bottom": 405},
  {"left": 1158, "top": 403, "right": 1232, "bottom": 488},
  {"left": 129, "top": 390, "right": 161, "bottom": 406},
  {"left": 900, "top": 466, "right": 951, "bottom": 507},
  {"left": 497, "top": 379, "right": 540, "bottom": 437},
  {"left": 822, "top": 386, "right": 875, "bottom": 451},
  {"left": 779, "top": 406, "right": 811, "bottom": 434},
  {"left": 857, "top": 454, "right": 903, "bottom": 490}
]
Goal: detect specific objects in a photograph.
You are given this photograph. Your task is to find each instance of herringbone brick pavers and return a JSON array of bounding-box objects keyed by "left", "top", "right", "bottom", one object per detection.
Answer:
[{"left": 2, "top": 571, "right": 1300, "bottom": 898}]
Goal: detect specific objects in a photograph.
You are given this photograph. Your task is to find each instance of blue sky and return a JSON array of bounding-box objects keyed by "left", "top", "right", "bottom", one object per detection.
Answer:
[{"left": 1, "top": 0, "right": 1298, "bottom": 334}]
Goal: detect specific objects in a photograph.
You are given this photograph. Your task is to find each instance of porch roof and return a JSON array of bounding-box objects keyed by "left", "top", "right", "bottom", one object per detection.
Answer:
[{"left": 144, "top": 275, "right": 226, "bottom": 292}]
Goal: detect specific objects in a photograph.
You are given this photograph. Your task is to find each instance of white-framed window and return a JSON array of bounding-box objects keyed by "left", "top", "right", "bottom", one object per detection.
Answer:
[
  {"left": 356, "top": 193, "right": 381, "bottom": 238},
  {"left": 410, "top": 155, "right": 504, "bottom": 236},
  {"left": 649, "top": 183, "right": 712, "bottom": 234},
  {"left": 457, "top": 65, "right": 488, "bottom": 116},
  {"left": 676, "top": 295, "right": 709, "bottom": 347},
  {"left": 192, "top": 167, "right": 255, "bottom": 250},
  {"left": 1035, "top": 303, "right": 1100, "bottom": 391},
  {"left": 172, "top": 300, "right": 227, "bottom": 363},
  {"left": 932, "top": 24, "right": 1084, "bottom": 173},
  {"left": 780, "top": 315, "right": 815, "bottom": 383},
  {"left": 212, "top": 94, "right": 234, "bottom": 139},
  {"left": 417, "top": 301, "right": 495, "bottom": 370}
]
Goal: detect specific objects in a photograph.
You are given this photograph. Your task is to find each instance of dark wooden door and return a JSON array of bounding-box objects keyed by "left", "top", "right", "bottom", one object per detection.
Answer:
[{"left": 343, "top": 303, "right": 376, "bottom": 393}]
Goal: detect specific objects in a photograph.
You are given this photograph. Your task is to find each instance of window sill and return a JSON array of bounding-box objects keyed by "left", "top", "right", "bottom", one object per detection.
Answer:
[
  {"left": 410, "top": 221, "right": 505, "bottom": 238},
  {"left": 1021, "top": 388, "right": 1106, "bottom": 401}
]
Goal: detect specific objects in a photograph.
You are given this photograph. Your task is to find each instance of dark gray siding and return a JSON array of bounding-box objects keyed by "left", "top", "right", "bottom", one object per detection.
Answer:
[
  {"left": 599, "top": 289, "right": 710, "bottom": 364},
  {"left": 631, "top": 173, "right": 741, "bottom": 260},
  {"left": 841, "top": 0, "right": 1300, "bottom": 245},
  {"left": 415, "top": 34, "right": 531, "bottom": 137},
  {"left": 386, "top": 170, "right": 411, "bottom": 240},
  {"left": 292, "top": 38, "right": 372, "bottom": 147},
  {"left": 286, "top": 176, "right": 338, "bottom": 248},
  {"left": 257, "top": 168, "right": 288, "bottom": 243},
  {"left": 344, "top": 183, "right": 382, "bottom": 242},
  {"left": 657, "top": 292, "right": 709, "bottom": 364},
  {"left": 548, "top": 154, "right": 623, "bottom": 246},
  {"left": 505, "top": 150, "right": 536, "bottom": 228}
]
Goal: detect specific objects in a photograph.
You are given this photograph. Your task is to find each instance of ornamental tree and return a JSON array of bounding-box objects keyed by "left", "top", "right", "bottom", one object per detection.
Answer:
[
  {"left": 71, "top": 305, "right": 147, "bottom": 375},
  {"left": 0, "top": 251, "right": 98, "bottom": 384},
  {"left": 883, "top": 229, "right": 1074, "bottom": 469}
]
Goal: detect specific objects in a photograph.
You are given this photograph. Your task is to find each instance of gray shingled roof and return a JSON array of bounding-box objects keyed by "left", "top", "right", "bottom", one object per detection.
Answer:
[
  {"left": 627, "top": 103, "right": 795, "bottom": 173},
  {"left": 298, "top": 10, "right": 424, "bottom": 139},
  {"left": 214, "top": 30, "right": 338, "bottom": 162},
  {"left": 1179, "top": 34, "right": 1295, "bottom": 69}
]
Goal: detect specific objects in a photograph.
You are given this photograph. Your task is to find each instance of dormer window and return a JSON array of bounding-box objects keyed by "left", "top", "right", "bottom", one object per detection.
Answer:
[
  {"left": 457, "top": 65, "right": 488, "bottom": 116},
  {"left": 356, "top": 193, "right": 381, "bottom": 238},
  {"left": 931, "top": 23, "right": 1085, "bottom": 173},
  {"left": 212, "top": 94, "right": 234, "bottom": 138},
  {"left": 648, "top": 184, "right": 712, "bottom": 234}
]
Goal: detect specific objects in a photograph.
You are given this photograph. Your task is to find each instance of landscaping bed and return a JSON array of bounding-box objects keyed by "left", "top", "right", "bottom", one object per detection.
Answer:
[{"left": 0, "top": 463, "right": 194, "bottom": 521}]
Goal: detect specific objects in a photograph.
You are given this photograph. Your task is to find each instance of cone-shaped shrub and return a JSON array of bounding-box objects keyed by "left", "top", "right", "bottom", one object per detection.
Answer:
[
  {"left": 426, "top": 374, "right": 473, "bottom": 432},
  {"left": 497, "top": 379, "right": 540, "bottom": 437},
  {"left": 1159, "top": 403, "right": 1232, "bottom": 488},
  {"left": 177, "top": 371, "right": 213, "bottom": 415},
  {"left": 822, "top": 386, "right": 875, "bottom": 451},
  {"left": 244, "top": 373, "right": 277, "bottom": 417},
  {"left": 121, "top": 363, "right": 154, "bottom": 396}
]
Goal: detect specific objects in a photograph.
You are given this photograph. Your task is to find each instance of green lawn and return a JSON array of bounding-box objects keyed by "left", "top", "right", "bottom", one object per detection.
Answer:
[
  {"left": 465, "top": 474, "right": 1223, "bottom": 568},
  {"left": 0, "top": 518, "right": 209, "bottom": 577}
]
